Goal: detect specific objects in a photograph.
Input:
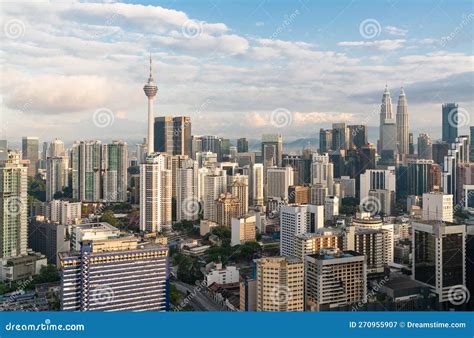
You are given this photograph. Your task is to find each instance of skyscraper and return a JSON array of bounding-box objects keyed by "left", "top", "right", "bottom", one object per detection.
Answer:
[
  {"left": 49, "top": 138, "right": 66, "bottom": 157},
  {"left": 71, "top": 140, "right": 102, "bottom": 202},
  {"left": 0, "top": 151, "right": 28, "bottom": 258},
  {"left": 266, "top": 166, "right": 294, "bottom": 200},
  {"left": 407, "top": 159, "right": 434, "bottom": 196},
  {"left": 46, "top": 156, "right": 69, "bottom": 201},
  {"left": 412, "top": 221, "right": 465, "bottom": 304},
  {"left": 140, "top": 153, "right": 172, "bottom": 233},
  {"left": 144, "top": 55, "right": 158, "bottom": 154},
  {"left": 442, "top": 103, "right": 458, "bottom": 144},
  {"left": 379, "top": 85, "right": 393, "bottom": 153},
  {"left": 154, "top": 116, "right": 192, "bottom": 157},
  {"left": 261, "top": 134, "right": 283, "bottom": 167},
  {"left": 250, "top": 163, "right": 264, "bottom": 206},
  {"left": 22, "top": 136, "right": 39, "bottom": 177},
  {"left": 417, "top": 133, "right": 433, "bottom": 160},
  {"left": 176, "top": 159, "right": 199, "bottom": 222},
  {"left": 237, "top": 138, "right": 249, "bottom": 153},
  {"left": 319, "top": 129, "right": 332, "bottom": 153},
  {"left": 396, "top": 87, "right": 409, "bottom": 158},
  {"left": 102, "top": 141, "right": 128, "bottom": 202}
]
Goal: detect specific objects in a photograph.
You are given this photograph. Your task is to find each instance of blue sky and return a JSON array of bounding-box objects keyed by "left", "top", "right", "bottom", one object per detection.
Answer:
[{"left": 1, "top": 0, "right": 472, "bottom": 147}]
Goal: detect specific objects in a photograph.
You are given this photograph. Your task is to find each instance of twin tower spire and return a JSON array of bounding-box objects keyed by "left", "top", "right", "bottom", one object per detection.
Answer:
[{"left": 379, "top": 85, "right": 409, "bottom": 158}]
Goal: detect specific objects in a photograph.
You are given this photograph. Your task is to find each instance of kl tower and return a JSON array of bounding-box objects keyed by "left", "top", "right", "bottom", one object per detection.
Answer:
[{"left": 143, "top": 54, "right": 158, "bottom": 154}]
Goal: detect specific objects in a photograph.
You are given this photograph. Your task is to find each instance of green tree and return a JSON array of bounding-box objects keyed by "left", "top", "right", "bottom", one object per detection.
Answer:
[{"left": 100, "top": 209, "right": 118, "bottom": 227}]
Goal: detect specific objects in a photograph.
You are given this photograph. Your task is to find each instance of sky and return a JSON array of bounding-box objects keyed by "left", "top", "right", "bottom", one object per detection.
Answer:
[{"left": 1, "top": 0, "right": 473, "bottom": 147}]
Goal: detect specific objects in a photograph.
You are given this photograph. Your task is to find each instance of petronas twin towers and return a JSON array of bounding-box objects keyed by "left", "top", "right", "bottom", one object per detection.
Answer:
[{"left": 379, "top": 85, "right": 409, "bottom": 161}]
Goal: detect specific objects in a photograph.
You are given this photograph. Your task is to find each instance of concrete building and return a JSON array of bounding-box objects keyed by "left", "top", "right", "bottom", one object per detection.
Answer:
[
  {"left": 422, "top": 192, "right": 453, "bottom": 222},
  {"left": 360, "top": 168, "right": 396, "bottom": 201},
  {"left": 214, "top": 193, "right": 240, "bottom": 226},
  {"left": 293, "top": 228, "right": 343, "bottom": 261},
  {"left": 239, "top": 278, "right": 257, "bottom": 312},
  {"left": 310, "top": 184, "right": 328, "bottom": 206},
  {"left": 202, "top": 168, "right": 227, "bottom": 221},
  {"left": 205, "top": 262, "right": 239, "bottom": 286},
  {"left": 45, "top": 156, "right": 69, "bottom": 201},
  {"left": 412, "top": 221, "right": 466, "bottom": 304},
  {"left": 324, "top": 196, "right": 339, "bottom": 221},
  {"left": 266, "top": 166, "right": 294, "bottom": 201},
  {"left": 305, "top": 249, "right": 367, "bottom": 311},
  {"left": 280, "top": 204, "right": 324, "bottom": 258},
  {"left": 71, "top": 222, "right": 120, "bottom": 251},
  {"left": 59, "top": 236, "right": 169, "bottom": 311},
  {"left": 176, "top": 159, "right": 199, "bottom": 222},
  {"left": 255, "top": 257, "right": 304, "bottom": 312},
  {"left": 231, "top": 214, "right": 256, "bottom": 246},
  {"left": 154, "top": 116, "right": 192, "bottom": 157},
  {"left": 28, "top": 220, "right": 70, "bottom": 265}
]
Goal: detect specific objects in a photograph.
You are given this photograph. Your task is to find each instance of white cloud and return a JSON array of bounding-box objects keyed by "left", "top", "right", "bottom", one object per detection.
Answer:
[
  {"left": 338, "top": 39, "right": 406, "bottom": 50},
  {"left": 384, "top": 25, "right": 408, "bottom": 37}
]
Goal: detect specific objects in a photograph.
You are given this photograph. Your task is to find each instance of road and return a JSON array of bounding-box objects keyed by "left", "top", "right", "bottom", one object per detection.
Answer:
[{"left": 173, "top": 280, "right": 226, "bottom": 312}]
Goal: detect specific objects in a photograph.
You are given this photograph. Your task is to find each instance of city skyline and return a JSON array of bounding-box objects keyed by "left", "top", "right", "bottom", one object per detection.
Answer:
[{"left": 1, "top": 0, "right": 473, "bottom": 144}]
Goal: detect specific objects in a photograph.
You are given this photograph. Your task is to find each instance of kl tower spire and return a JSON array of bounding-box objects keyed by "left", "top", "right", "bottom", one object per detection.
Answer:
[{"left": 143, "top": 53, "right": 158, "bottom": 154}]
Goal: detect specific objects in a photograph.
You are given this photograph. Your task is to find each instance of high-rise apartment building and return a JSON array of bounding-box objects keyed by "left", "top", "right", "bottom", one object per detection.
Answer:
[
  {"left": 202, "top": 168, "right": 227, "bottom": 221},
  {"left": 46, "top": 156, "right": 69, "bottom": 201},
  {"left": 176, "top": 159, "right": 199, "bottom": 222},
  {"left": 0, "top": 151, "right": 28, "bottom": 258},
  {"left": 102, "top": 141, "right": 128, "bottom": 202},
  {"left": 140, "top": 153, "right": 172, "bottom": 233}
]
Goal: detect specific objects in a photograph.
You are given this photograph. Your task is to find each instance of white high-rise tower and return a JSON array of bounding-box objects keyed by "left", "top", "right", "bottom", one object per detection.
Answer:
[
  {"left": 143, "top": 54, "right": 158, "bottom": 154},
  {"left": 396, "top": 87, "right": 409, "bottom": 158}
]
